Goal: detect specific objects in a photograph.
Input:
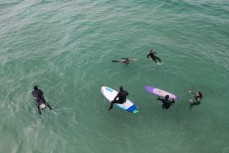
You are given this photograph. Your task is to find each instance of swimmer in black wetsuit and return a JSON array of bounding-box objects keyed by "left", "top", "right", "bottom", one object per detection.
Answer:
[
  {"left": 112, "top": 58, "right": 131, "bottom": 64},
  {"left": 32, "top": 86, "right": 52, "bottom": 115},
  {"left": 146, "top": 49, "right": 162, "bottom": 64},
  {"left": 121, "top": 58, "right": 130, "bottom": 64},
  {"left": 157, "top": 95, "right": 175, "bottom": 109},
  {"left": 189, "top": 91, "right": 203, "bottom": 110},
  {"left": 109, "top": 86, "right": 129, "bottom": 110}
]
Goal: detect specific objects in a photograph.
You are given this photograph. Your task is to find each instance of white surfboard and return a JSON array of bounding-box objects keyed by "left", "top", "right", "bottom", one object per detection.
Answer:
[{"left": 101, "top": 86, "right": 139, "bottom": 113}]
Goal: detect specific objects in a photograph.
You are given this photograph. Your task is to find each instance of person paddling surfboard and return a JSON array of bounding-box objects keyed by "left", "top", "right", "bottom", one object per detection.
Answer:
[
  {"left": 146, "top": 49, "right": 162, "bottom": 65},
  {"left": 112, "top": 58, "right": 138, "bottom": 64},
  {"left": 32, "top": 86, "right": 52, "bottom": 115}
]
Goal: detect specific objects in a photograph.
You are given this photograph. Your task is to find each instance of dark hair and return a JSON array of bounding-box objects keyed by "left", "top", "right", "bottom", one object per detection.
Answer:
[
  {"left": 165, "top": 95, "right": 169, "bottom": 100},
  {"left": 198, "top": 92, "right": 203, "bottom": 98},
  {"left": 34, "top": 86, "right": 38, "bottom": 90},
  {"left": 120, "top": 86, "right": 123, "bottom": 91}
]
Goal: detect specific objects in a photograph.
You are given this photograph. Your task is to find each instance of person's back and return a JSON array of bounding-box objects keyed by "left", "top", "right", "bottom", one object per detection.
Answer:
[
  {"left": 162, "top": 99, "right": 172, "bottom": 109},
  {"left": 147, "top": 50, "right": 156, "bottom": 58},
  {"left": 121, "top": 58, "right": 130, "bottom": 64},
  {"left": 157, "top": 95, "right": 175, "bottom": 109},
  {"left": 117, "top": 90, "right": 129, "bottom": 102},
  {"left": 32, "top": 88, "right": 43, "bottom": 100}
]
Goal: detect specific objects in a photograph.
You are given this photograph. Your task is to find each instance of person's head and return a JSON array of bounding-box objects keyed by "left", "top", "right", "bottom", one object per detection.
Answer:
[
  {"left": 197, "top": 92, "right": 203, "bottom": 98},
  {"left": 150, "top": 49, "right": 154, "bottom": 53},
  {"left": 34, "top": 86, "right": 38, "bottom": 90},
  {"left": 120, "top": 86, "right": 124, "bottom": 91},
  {"left": 165, "top": 95, "right": 169, "bottom": 100}
]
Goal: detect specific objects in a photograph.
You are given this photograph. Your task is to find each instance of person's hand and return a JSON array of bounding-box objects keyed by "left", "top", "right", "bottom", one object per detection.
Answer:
[{"left": 188, "top": 90, "right": 192, "bottom": 93}]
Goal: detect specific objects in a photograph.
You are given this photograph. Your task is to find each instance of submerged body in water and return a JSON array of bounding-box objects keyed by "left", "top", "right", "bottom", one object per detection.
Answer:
[{"left": 32, "top": 86, "right": 52, "bottom": 115}]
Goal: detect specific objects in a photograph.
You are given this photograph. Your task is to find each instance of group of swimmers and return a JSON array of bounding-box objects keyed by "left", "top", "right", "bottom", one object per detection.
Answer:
[
  {"left": 108, "top": 85, "right": 203, "bottom": 111},
  {"left": 109, "top": 49, "right": 203, "bottom": 111},
  {"left": 32, "top": 49, "right": 203, "bottom": 115}
]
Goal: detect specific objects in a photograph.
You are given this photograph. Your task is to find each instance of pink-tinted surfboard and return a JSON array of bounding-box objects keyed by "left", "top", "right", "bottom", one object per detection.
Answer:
[{"left": 145, "top": 86, "right": 178, "bottom": 100}]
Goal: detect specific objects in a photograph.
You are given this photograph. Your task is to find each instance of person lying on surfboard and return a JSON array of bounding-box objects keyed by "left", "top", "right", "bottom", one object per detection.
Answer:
[
  {"left": 157, "top": 95, "right": 175, "bottom": 109},
  {"left": 147, "top": 49, "right": 162, "bottom": 64},
  {"left": 121, "top": 58, "right": 131, "bottom": 64},
  {"left": 109, "top": 86, "right": 129, "bottom": 110},
  {"left": 32, "top": 86, "right": 52, "bottom": 115},
  {"left": 188, "top": 90, "right": 203, "bottom": 110},
  {"left": 112, "top": 58, "right": 137, "bottom": 64}
]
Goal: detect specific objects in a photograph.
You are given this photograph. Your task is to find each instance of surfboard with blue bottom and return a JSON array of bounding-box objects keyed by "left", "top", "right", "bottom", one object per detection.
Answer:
[{"left": 101, "top": 86, "right": 139, "bottom": 113}]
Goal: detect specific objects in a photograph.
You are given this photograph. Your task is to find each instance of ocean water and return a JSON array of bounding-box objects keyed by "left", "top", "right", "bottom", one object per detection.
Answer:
[{"left": 0, "top": 0, "right": 229, "bottom": 153}]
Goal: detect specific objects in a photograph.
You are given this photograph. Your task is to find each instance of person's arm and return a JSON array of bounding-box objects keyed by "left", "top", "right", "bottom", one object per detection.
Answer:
[
  {"left": 146, "top": 53, "right": 150, "bottom": 58},
  {"left": 171, "top": 98, "right": 175, "bottom": 104},
  {"left": 157, "top": 97, "right": 166, "bottom": 104},
  {"left": 32, "top": 91, "right": 37, "bottom": 100},
  {"left": 114, "top": 93, "right": 119, "bottom": 101},
  {"left": 157, "top": 96, "right": 163, "bottom": 101},
  {"left": 126, "top": 91, "right": 129, "bottom": 96},
  {"left": 40, "top": 90, "right": 44, "bottom": 95}
]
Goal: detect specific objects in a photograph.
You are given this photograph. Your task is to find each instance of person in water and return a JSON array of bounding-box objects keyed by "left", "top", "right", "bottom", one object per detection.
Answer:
[
  {"left": 157, "top": 95, "right": 175, "bottom": 109},
  {"left": 109, "top": 86, "right": 129, "bottom": 110},
  {"left": 121, "top": 58, "right": 131, "bottom": 64},
  {"left": 146, "top": 49, "right": 162, "bottom": 64},
  {"left": 32, "top": 86, "right": 52, "bottom": 115},
  {"left": 189, "top": 91, "right": 203, "bottom": 109},
  {"left": 112, "top": 58, "right": 131, "bottom": 64}
]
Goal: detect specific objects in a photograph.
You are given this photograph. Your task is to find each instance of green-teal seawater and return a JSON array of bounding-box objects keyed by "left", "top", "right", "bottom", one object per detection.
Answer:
[{"left": 0, "top": 0, "right": 229, "bottom": 153}]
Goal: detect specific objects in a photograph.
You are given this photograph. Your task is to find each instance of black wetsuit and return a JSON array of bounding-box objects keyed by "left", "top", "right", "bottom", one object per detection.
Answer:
[
  {"left": 157, "top": 97, "right": 175, "bottom": 109},
  {"left": 147, "top": 52, "right": 161, "bottom": 63},
  {"left": 32, "top": 89, "right": 52, "bottom": 114},
  {"left": 32, "top": 89, "right": 45, "bottom": 103},
  {"left": 109, "top": 90, "right": 129, "bottom": 110},
  {"left": 189, "top": 95, "right": 202, "bottom": 108},
  {"left": 122, "top": 58, "right": 130, "bottom": 64}
]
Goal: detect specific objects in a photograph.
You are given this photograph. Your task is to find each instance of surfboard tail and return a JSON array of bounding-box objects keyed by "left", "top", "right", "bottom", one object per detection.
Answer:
[{"left": 126, "top": 105, "right": 139, "bottom": 113}]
